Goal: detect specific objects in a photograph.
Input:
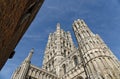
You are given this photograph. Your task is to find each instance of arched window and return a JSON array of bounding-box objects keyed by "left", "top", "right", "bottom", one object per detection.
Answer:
[
  {"left": 62, "top": 64, "right": 66, "bottom": 74},
  {"left": 52, "top": 61, "right": 54, "bottom": 67},
  {"left": 46, "top": 66, "right": 47, "bottom": 70},
  {"left": 86, "top": 43, "right": 90, "bottom": 50},
  {"left": 64, "top": 50, "right": 66, "bottom": 57},
  {"left": 68, "top": 52, "right": 70, "bottom": 55},
  {"left": 49, "top": 63, "right": 51, "bottom": 70},
  {"left": 73, "top": 55, "right": 78, "bottom": 66}
]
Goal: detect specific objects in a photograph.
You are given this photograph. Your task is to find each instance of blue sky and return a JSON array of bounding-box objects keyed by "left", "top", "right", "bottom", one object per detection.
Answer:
[{"left": 0, "top": 0, "right": 120, "bottom": 79}]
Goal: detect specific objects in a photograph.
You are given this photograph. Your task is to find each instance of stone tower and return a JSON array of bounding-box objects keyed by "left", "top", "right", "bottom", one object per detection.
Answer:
[
  {"left": 42, "top": 23, "right": 76, "bottom": 77},
  {"left": 72, "top": 19, "right": 120, "bottom": 79},
  {"left": 11, "top": 19, "right": 120, "bottom": 79}
]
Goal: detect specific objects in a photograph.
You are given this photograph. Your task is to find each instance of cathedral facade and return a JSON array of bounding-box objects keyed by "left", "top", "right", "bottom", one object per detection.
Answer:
[{"left": 11, "top": 19, "right": 120, "bottom": 79}]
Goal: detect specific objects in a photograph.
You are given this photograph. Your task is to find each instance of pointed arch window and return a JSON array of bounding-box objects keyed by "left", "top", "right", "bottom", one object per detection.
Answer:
[
  {"left": 64, "top": 50, "right": 66, "bottom": 57},
  {"left": 49, "top": 63, "right": 51, "bottom": 70},
  {"left": 62, "top": 64, "right": 66, "bottom": 74},
  {"left": 52, "top": 61, "right": 54, "bottom": 67},
  {"left": 46, "top": 66, "right": 47, "bottom": 70},
  {"left": 68, "top": 52, "right": 70, "bottom": 55},
  {"left": 78, "top": 33, "right": 82, "bottom": 40},
  {"left": 73, "top": 55, "right": 78, "bottom": 66}
]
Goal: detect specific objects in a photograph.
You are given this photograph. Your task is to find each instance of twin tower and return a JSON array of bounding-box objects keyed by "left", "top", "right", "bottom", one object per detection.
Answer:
[{"left": 11, "top": 19, "right": 120, "bottom": 79}]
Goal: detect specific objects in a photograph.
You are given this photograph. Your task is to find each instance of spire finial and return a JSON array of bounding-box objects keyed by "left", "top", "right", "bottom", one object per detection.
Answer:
[
  {"left": 25, "top": 48, "right": 34, "bottom": 62},
  {"left": 56, "top": 23, "right": 60, "bottom": 30},
  {"left": 30, "top": 48, "right": 34, "bottom": 54}
]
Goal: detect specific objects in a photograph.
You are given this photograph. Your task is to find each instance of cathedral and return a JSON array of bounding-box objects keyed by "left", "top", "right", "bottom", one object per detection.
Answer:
[{"left": 11, "top": 19, "right": 120, "bottom": 79}]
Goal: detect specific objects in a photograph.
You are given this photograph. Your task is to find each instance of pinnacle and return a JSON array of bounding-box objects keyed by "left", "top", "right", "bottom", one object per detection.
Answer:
[
  {"left": 30, "top": 48, "right": 34, "bottom": 54},
  {"left": 56, "top": 23, "right": 60, "bottom": 30}
]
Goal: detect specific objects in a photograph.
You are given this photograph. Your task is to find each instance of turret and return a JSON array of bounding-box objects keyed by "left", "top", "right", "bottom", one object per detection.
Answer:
[
  {"left": 11, "top": 49, "right": 34, "bottom": 79},
  {"left": 42, "top": 23, "right": 76, "bottom": 77},
  {"left": 73, "top": 19, "right": 120, "bottom": 79},
  {"left": 25, "top": 48, "right": 34, "bottom": 62},
  {"left": 56, "top": 23, "right": 60, "bottom": 31}
]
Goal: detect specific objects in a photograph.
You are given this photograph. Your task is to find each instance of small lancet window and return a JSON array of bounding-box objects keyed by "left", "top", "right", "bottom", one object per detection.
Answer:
[
  {"left": 62, "top": 64, "right": 66, "bottom": 74},
  {"left": 64, "top": 50, "right": 66, "bottom": 57},
  {"left": 73, "top": 55, "right": 78, "bottom": 66}
]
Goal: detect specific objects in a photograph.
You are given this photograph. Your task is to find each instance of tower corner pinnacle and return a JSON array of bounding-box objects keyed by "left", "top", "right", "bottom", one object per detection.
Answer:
[
  {"left": 25, "top": 48, "right": 34, "bottom": 62},
  {"left": 56, "top": 23, "right": 60, "bottom": 30},
  {"left": 30, "top": 48, "right": 34, "bottom": 54},
  {"left": 77, "top": 19, "right": 81, "bottom": 21}
]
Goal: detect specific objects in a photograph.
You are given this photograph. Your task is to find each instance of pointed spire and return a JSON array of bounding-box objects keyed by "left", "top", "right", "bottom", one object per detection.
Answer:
[
  {"left": 25, "top": 48, "right": 34, "bottom": 62},
  {"left": 56, "top": 23, "right": 60, "bottom": 30}
]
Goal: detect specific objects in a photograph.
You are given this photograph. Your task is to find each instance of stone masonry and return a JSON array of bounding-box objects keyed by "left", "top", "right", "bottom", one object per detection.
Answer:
[{"left": 11, "top": 19, "right": 120, "bottom": 79}]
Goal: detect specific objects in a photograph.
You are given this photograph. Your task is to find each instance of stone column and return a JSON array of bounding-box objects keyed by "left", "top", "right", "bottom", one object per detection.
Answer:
[
  {"left": 38, "top": 71, "right": 42, "bottom": 79},
  {"left": 36, "top": 71, "right": 40, "bottom": 78},
  {"left": 28, "top": 68, "right": 33, "bottom": 76},
  {"left": 31, "top": 69, "right": 36, "bottom": 77}
]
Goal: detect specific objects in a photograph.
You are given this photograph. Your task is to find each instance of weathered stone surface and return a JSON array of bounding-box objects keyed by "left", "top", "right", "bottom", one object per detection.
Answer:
[{"left": 0, "top": 0, "right": 44, "bottom": 70}]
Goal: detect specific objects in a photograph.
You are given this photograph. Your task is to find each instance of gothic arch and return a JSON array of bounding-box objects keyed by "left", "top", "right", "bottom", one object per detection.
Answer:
[
  {"left": 62, "top": 64, "right": 66, "bottom": 74},
  {"left": 73, "top": 55, "right": 78, "bottom": 66}
]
